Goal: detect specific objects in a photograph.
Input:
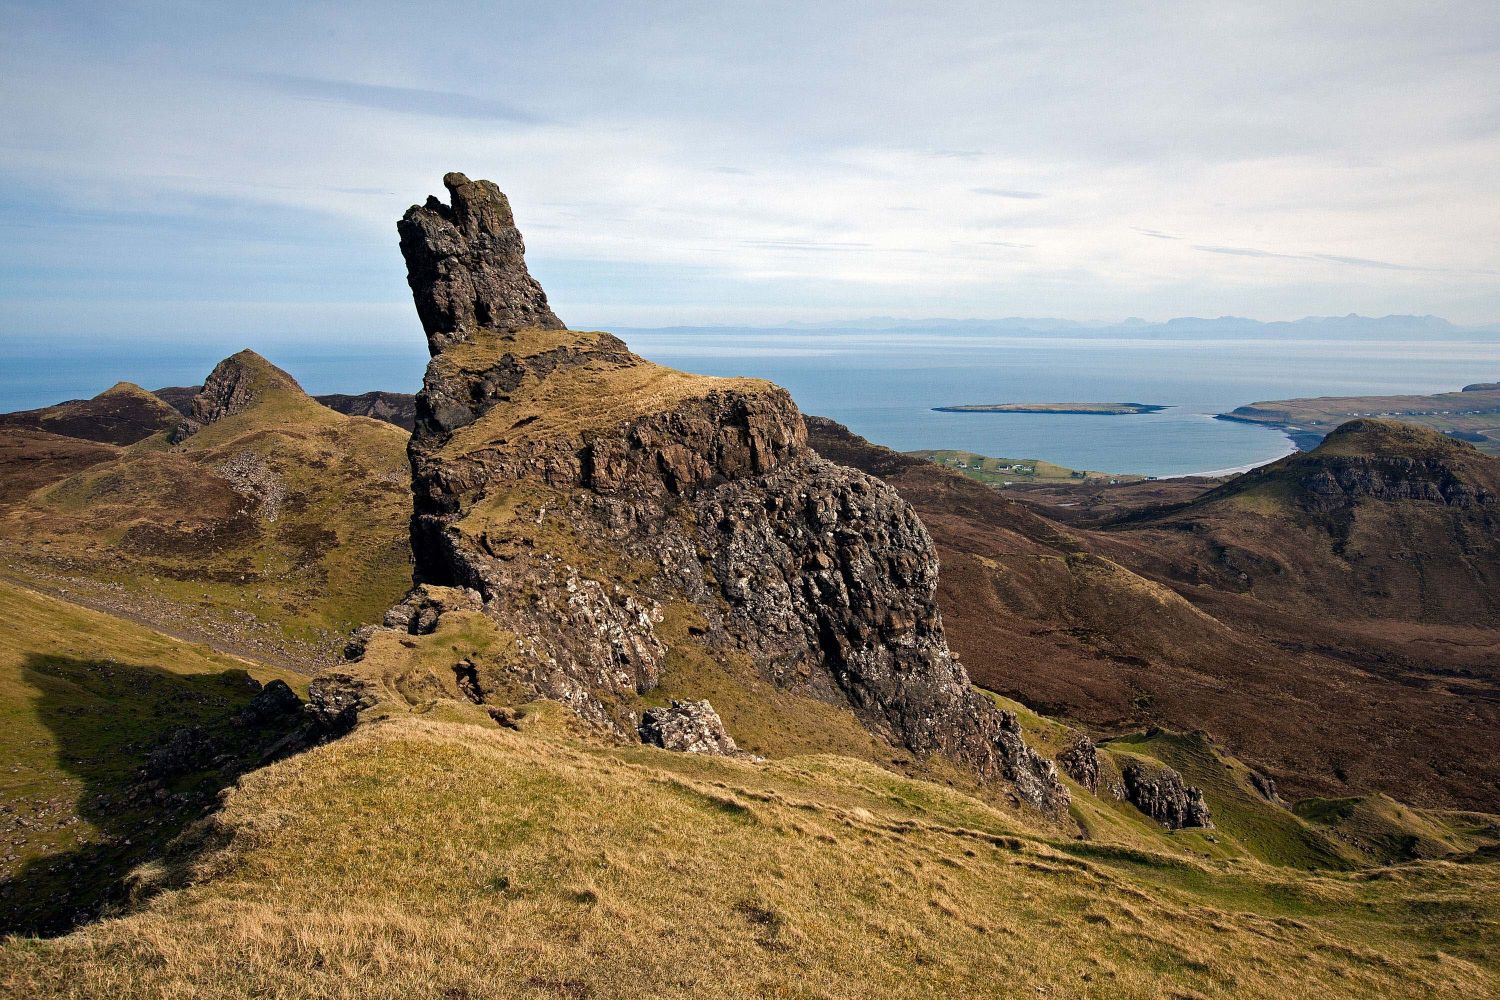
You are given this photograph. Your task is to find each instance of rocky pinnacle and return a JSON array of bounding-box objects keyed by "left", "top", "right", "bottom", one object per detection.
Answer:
[
  {"left": 397, "top": 172, "right": 565, "bottom": 355},
  {"left": 363, "top": 173, "right": 1070, "bottom": 818}
]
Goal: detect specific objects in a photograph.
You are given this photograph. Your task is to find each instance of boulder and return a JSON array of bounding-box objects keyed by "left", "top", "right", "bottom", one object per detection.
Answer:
[
  {"left": 236, "top": 679, "right": 302, "bottom": 726},
  {"left": 639, "top": 700, "right": 739, "bottom": 755}
]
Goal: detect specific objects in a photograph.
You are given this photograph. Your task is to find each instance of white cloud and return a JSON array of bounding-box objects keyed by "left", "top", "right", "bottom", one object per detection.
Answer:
[{"left": 1, "top": 1, "right": 1497, "bottom": 328}]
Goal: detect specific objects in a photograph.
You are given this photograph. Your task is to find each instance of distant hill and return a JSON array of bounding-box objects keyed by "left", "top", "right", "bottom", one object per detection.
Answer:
[
  {"left": 0, "top": 382, "right": 182, "bottom": 445},
  {"left": 0, "top": 350, "right": 412, "bottom": 664}
]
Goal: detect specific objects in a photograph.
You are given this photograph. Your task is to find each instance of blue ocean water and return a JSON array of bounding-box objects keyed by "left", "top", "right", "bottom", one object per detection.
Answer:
[
  {"left": 623, "top": 327, "right": 1500, "bottom": 477},
  {"left": 3, "top": 327, "right": 1498, "bottom": 477}
]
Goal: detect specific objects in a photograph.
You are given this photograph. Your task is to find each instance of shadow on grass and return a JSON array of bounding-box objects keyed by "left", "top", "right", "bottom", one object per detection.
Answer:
[{"left": 0, "top": 654, "right": 306, "bottom": 937}]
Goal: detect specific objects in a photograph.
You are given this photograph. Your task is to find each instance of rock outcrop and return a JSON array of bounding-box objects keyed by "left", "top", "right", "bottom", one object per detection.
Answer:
[
  {"left": 397, "top": 172, "right": 564, "bottom": 355},
  {"left": 336, "top": 173, "right": 1068, "bottom": 816},
  {"left": 172, "top": 350, "right": 302, "bottom": 441},
  {"left": 1056, "top": 735, "right": 1100, "bottom": 793},
  {"left": 1120, "top": 759, "right": 1211, "bottom": 829},
  {"left": 639, "top": 700, "right": 739, "bottom": 755}
]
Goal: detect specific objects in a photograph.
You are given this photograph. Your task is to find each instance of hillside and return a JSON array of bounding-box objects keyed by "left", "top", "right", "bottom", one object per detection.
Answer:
[
  {"left": 809, "top": 417, "right": 1500, "bottom": 813},
  {"left": 0, "top": 579, "right": 307, "bottom": 934},
  {"left": 157, "top": 384, "right": 419, "bottom": 431},
  {"left": 1114, "top": 419, "right": 1499, "bottom": 626},
  {"left": 0, "top": 351, "right": 413, "bottom": 664},
  {"left": 4, "top": 704, "right": 1497, "bottom": 999}
]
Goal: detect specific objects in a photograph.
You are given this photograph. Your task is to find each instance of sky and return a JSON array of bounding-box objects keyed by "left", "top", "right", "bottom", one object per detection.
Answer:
[{"left": 3, "top": 0, "right": 1499, "bottom": 346}]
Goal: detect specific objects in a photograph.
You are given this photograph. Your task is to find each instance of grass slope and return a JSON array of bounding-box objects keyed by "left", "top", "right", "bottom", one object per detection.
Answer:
[
  {"left": 2, "top": 709, "right": 1494, "bottom": 998},
  {"left": 0, "top": 579, "right": 305, "bottom": 933}
]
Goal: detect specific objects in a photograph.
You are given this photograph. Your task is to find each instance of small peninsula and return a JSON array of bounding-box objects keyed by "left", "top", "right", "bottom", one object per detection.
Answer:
[
  {"left": 932, "top": 401, "right": 1168, "bottom": 415},
  {"left": 1216, "top": 382, "right": 1500, "bottom": 455}
]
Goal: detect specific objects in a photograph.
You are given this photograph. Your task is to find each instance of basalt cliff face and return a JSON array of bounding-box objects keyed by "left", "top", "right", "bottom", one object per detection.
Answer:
[{"left": 342, "top": 172, "right": 1066, "bottom": 814}]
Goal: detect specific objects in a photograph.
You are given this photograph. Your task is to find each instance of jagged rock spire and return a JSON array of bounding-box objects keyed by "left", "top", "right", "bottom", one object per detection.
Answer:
[{"left": 397, "top": 172, "right": 564, "bottom": 355}]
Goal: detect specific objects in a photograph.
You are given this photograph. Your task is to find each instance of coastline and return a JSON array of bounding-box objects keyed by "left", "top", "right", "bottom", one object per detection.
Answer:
[
  {"left": 1212, "top": 412, "right": 1327, "bottom": 451},
  {"left": 1158, "top": 433, "right": 1300, "bottom": 479}
]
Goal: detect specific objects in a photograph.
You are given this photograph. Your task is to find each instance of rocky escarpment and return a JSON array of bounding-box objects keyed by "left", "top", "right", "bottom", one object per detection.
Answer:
[{"left": 337, "top": 173, "right": 1067, "bottom": 816}]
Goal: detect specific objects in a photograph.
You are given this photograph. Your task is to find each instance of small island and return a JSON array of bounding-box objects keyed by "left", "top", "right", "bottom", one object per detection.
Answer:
[{"left": 932, "top": 401, "right": 1168, "bottom": 415}]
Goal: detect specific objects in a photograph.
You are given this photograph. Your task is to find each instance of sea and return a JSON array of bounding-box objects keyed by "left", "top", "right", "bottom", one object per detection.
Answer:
[{"left": 4, "top": 325, "right": 1498, "bottom": 478}]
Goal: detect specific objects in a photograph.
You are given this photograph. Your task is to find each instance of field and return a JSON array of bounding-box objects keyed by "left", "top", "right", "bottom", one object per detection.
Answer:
[{"left": 908, "top": 449, "right": 1144, "bottom": 486}]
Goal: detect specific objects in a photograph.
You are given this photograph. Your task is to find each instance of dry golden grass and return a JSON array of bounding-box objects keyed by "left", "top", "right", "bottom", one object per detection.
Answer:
[
  {"left": 3, "top": 707, "right": 1495, "bottom": 999},
  {"left": 434, "top": 328, "right": 778, "bottom": 459}
]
